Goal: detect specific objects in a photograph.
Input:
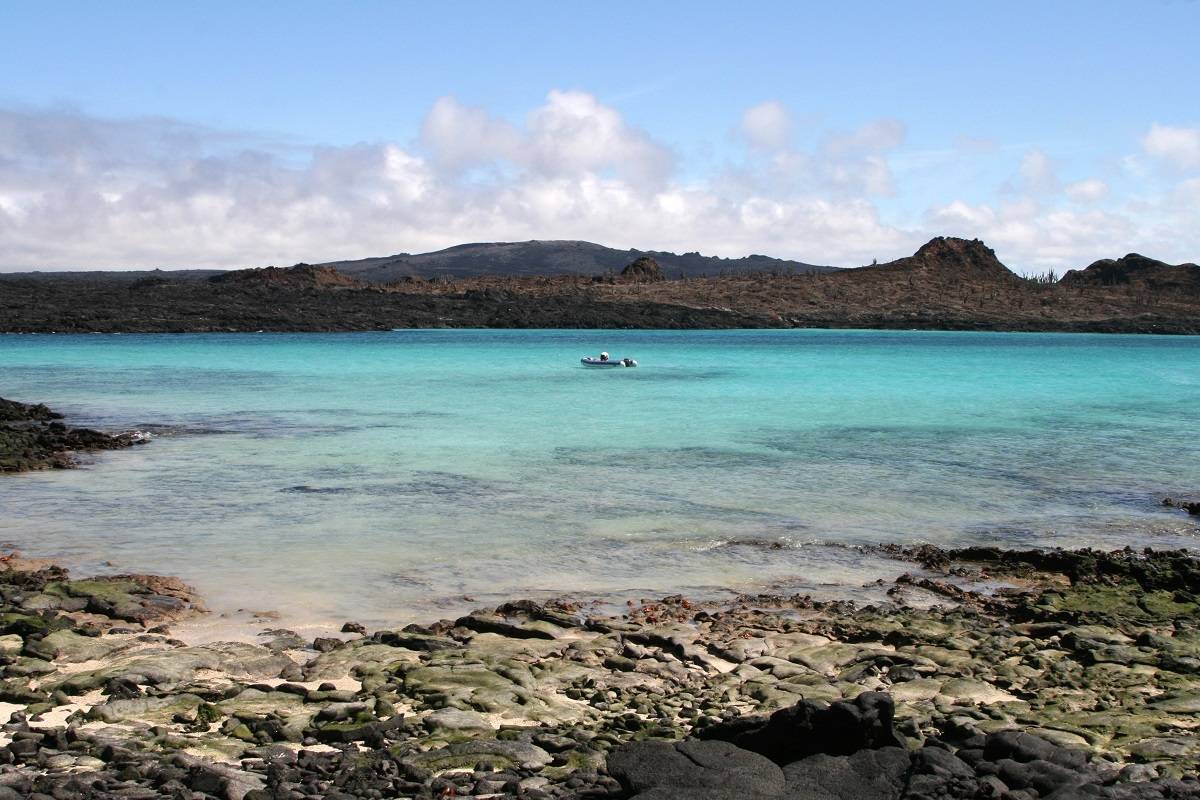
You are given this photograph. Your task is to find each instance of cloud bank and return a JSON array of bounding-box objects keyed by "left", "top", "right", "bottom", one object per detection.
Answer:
[{"left": 0, "top": 96, "right": 1196, "bottom": 271}]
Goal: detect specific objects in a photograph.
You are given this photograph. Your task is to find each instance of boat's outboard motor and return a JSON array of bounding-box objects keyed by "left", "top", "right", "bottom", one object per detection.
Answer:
[{"left": 621, "top": 358, "right": 637, "bottom": 367}]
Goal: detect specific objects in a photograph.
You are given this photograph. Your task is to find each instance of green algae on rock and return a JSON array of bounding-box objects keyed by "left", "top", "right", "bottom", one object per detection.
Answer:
[{"left": 1, "top": 545, "right": 1200, "bottom": 797}]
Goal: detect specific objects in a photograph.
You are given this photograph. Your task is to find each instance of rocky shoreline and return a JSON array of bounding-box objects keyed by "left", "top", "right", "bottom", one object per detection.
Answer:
[
  {"left": 0, "top": 398, "right": 141, "bottom": 473},
  {"left": 3, "top": 396, "right": 1199, "bottom": 797},
  {"left": 1, "top": 544, "right": 1199, "bottom": 799}
]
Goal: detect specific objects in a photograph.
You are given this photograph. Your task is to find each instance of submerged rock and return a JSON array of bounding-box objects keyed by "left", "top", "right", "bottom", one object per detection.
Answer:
[{"left": 1164, "top": 497, "right": 1200, "bottom": 516}]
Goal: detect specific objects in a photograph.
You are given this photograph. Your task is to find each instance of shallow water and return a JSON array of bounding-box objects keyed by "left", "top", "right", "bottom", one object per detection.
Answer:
[{"left": 1, "top": 329, "right": 1198, "bottom": 628}]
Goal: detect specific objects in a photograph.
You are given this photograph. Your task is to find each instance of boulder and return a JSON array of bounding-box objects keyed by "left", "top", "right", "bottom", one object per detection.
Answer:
[
  {"left": 609, "top": 739, "right": 785, "bottom": 799},
  {"left": 698, "top": 691, "right": 903, "bottom": 764},
  {"left": 422, "top": 707, "right": 494, "bottom": 734},
  {"left": 781, "top": 747, "right": 911, "bottom": 800},
  {"left": 23, "top": 629, "right": 132, "bottom": 663},
  {"left": 402, "top": 739, "right": 551, "bottom": 776}
]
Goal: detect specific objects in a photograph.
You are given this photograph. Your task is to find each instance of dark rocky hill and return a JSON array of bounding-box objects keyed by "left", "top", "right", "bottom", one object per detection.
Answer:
[
  {"left": 319, "top": 240, "right": 835, "bottom": 281},
  {"left": 1061, "top": 253, "right": 1200, "bottom": 291},
  {"left": 1, "top": 238, "right": 1197, "bottom": 334},
  {"left": 870, "top": 237, "right": 1021, "bottom": 283}
]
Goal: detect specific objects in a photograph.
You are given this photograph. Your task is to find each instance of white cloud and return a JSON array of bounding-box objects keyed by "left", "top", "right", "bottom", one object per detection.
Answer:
[
  {"left": 1142, "top": 123, "right": 1200, "bottom": 170},
  {"left": 1176, "top": 177, "right": 1200, "bottom": 204},
  {"left": 418, "top": 96, "right": 522, "bottom": 170},
  {"left": 730, "top": 113, "right": 906, "bottom": 198},
  {"left": 739, "top": 101, "right": 793, "bottom": 151},
  {"left": 524, "top": 90, "right": 673, "bottom": 184},
  {"left": 823, "top": 118, "right": 906, "bottom": 156},
  {"left": 953, "top": 135, "right": 1000, "bottom": 154},
  {"left": 1065, "top": 178, "right": 1109, "bottom": 203},
  {"left": 419, "top": 90, "right": 672, "bottom": 186},
  {"left": 818, "top": 120, "right": 906, "bottom": 195},
  {"left": 0, "top": 99, "right": 912, "bottom": 269},
  {"left": 1015, "top": 149, "right": 1059, "bottom": 195},
  {"left": 926, "top": 198, "right": 1141, "bottom": 272},
  {"left": 1, "top": 101, "right": 1197, "bottom": 273}
]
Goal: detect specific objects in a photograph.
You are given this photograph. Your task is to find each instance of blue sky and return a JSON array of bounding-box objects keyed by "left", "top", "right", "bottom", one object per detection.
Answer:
[{"left": 1, "top": 1, "right": 1198, "bottom": 271}]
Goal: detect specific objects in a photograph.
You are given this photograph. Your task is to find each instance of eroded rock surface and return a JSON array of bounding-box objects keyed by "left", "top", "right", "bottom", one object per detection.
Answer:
[{"left": 1, "top": 546, "right": 1199, "bottom": 798}]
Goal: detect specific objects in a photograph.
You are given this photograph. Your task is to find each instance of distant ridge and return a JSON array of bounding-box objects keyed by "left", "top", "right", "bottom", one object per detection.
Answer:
[
  {"left": 0, "top": 268, "right": 223, "bottom": 283},
  {"left": 1, "top": 236, "right": 1197, "bottom": 335},
  {"left": 318, "top": 240, "right": 836, "bottom": 281}
]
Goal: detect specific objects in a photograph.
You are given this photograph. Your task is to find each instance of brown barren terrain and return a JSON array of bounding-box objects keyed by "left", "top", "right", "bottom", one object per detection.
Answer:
[{"left": 1, "top": 237, "right": 1197, "bottom": 333}]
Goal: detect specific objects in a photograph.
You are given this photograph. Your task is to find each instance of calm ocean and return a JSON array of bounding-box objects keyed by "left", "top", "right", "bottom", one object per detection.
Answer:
[{"left": 1, "top": 329, "right": 1197, "bottom": 627}]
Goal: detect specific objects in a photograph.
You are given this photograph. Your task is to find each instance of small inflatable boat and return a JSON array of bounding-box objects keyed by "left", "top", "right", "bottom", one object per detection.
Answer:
[{"left": 581, "top": 356, "right": 637, "bottom": 368}]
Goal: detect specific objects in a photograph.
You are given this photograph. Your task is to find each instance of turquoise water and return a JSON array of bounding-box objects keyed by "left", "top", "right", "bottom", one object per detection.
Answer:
[{"left": 1, "top": 329, "right": 1198, "bottom": 627}]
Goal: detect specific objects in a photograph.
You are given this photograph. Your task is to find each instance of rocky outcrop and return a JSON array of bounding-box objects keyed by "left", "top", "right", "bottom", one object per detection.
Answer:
[
  {"left": 1164, "top": 497, "right": 1200, "bottom": 516},
  {"left": 208, "top": 263, "right": 365, "bottom": 290},
  {"left": 1062, "top": 254, "right": 1200, "bottom": 291},
  {"left": 0, "top": 397, "right": 142, "bottom": 472},
  {"left": 696, "top": 691, "right": 902, "bottom": 762},
  {"left": 873, "top": 236, "right": 1022, "bottom": 285},
  {"left": 0, "top": 398, "right": 61, "bottom": 423},
  {"left": 620, "top": 256, "right": 666, "bottom": 283}
]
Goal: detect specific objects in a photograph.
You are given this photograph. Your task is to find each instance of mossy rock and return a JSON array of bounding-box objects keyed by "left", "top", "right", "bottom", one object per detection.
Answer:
[
  {"left": 89, "top": 693, "right": 207, "bottom": 724},
  {"left": 196, "top": 702, "right": 222, "bottom": 724},
  {"left": 910, "top": 645, "right": 975, "bottom": 670},
  {"left": 1043, "top": 584, "right": 1198, "bottom": 625},
  {"left": 1150, "top": 693, "right": 1200, "bottom": 714},
  {"left": 1124, "top": 735, "right": 1200, "bottom": 765},
  {"left": 0, "top": 634, "right": 24, "bottom": 657},
  {"left": 179, "top": 736, "right": 253, "bottom": 763},
  {"left": 312, "top": 713, "right": 405, "bottom": 744},
  {"left": 54, "top": 642, "right": 293, "bottom": 693},
  {"left": 783, "top": 642, "right": 895, "bottom": 675},
  {"left": 51, "top": 578, "right": 143, "bottom": 603},
  {"left": 48, "top": 579, "right": 148, "bottom": 620},
  {"left": 402, "top": 739, "right": 551, "bottom": 774},
  {"left": 23, "top": 629, "right": 133, "bottom": 663},
  {"left": 227, "top": 723, "right": 256, "bottom": 742},
  {"left": 215, "top": 688, "right": 306, "bottom": 718},
  {"left": 889, "top": 677, "right": 944, "bottom": 702},
  {"left": 0, "top": 612, "right": 56, "bottom": 637},
  {"left": 0, "top": 679, "right": 48, "bottom": 705},
  {"left": 401, "top": 657, "right": 588, "bottom": 725},
  {"left": 422, "top": 707, "right": 495, "bottom": 735},
  {"left": 4, "top": 657, "right": 56, "bottom": 677},
  {"left": 304, "top": 642, "right": 417, "bottom": 681}
]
